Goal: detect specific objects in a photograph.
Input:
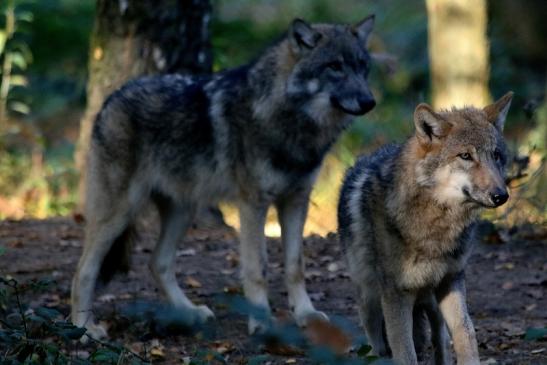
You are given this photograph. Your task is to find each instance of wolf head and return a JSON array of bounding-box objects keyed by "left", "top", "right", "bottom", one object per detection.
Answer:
[
  {"left": 413, "top": 92, "right": 513, "bottom": 208},
  {"left": 285, "top": 15, "right": 376, "bottom": 118}
]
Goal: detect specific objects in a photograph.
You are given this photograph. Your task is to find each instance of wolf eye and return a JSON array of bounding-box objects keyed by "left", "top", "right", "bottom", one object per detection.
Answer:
[
  {"left": 458, "top": 153, "right": 473, "bottom": 161},
  {"left": 327, "top": 61, "right": 343, "bottom": 72}
]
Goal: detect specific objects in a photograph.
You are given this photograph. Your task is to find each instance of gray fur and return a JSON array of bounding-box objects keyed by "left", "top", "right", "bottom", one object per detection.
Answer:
[
  {"left": 338, "top": 95, "right": 512, "bottom": 364},
  {"left": 71, "top": 16, "right": 376, "bottom": 339}
]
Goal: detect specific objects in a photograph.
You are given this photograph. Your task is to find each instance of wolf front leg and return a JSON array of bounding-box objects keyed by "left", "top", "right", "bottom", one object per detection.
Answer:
[
  {"left": 437, "top": 273, "right": 480, "bottom": 365},
  {"left": 381, "top": 290, "right": 418, "bottom": 365},
  {"left": 150, "top": 195, "right": 214, "bottom": 323},
  {"left": 238, "top": 201, "right": 271, "bottom": 334},
  {"left": 276, "top": 190, "right": 328, "bottom": 326}
]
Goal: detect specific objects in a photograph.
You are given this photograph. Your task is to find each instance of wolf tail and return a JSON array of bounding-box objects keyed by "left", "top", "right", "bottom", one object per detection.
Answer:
[{"left": 98, "top": 224, "right": 138, "bottom": 284}]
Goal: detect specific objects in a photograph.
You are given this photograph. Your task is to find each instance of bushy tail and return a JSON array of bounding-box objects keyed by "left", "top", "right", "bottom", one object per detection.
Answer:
[{"left": 98, "top": 224, "right": 138, "bottom": 284}]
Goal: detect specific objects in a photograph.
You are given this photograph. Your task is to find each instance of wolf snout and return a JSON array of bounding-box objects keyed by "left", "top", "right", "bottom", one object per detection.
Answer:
[
  {"left": 331, "top": 94, "right": 375, "bottom": 115},
  {"left": 490, "top": 188, "right": 509, "bottom": 207}
]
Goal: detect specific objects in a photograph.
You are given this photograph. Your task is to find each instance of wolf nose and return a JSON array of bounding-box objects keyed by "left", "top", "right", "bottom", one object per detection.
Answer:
[
  {"left": 358, "top": 97, "right": 376, "bottom": 114},
  {"left": 490, "top": 189, "right": 509, "bottom": 207}
]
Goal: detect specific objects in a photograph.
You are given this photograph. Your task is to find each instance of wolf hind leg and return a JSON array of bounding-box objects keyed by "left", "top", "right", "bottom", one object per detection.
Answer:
[
  {"left": 424, "top": 294, "right": 450, "bottom": 365},
  {"left": 276, "top": 191, "right": 327, "bottom": 326},
  {"left": 71, "top": 194, "right": 134, "bottom": 341},
  {"left": 357, "top": 285, "right": 388, "bottom": 356},
  {"left": 150, "top": 194, "right": 214, "bottom": 323},
  {"left": 238, "top": 200, "right": 272, "bottom": 334}
]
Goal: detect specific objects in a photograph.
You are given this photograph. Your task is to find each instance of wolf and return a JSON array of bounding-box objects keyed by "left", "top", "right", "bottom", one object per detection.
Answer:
[
  {"left": 338, "top": 93, "right": 513, "bottom": 365},
  {"left": 71, "top": 15, "right": 377, "bottom": 339}
]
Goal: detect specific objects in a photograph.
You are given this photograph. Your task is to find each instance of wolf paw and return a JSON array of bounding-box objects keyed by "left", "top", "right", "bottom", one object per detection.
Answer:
[
  {"left": 294, "top": 309, "right": 329, "bottom": 327},
  {"left": 80, "top": 322, "right": 108, "bottom": 343},
  {"left": 248, "top": 316, "right": 273, "bottom": 335},
  {"left": 193, "top": 304, "right": 215, "bottom": 323}
]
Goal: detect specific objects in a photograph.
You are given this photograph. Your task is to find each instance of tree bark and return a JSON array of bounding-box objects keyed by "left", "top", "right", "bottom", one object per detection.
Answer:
[
  {"left": 75, "top": 0, "right": 212, "bottom": 210},
  {"left": 426, "top": 0, "right": 490, "bottom": 109}
]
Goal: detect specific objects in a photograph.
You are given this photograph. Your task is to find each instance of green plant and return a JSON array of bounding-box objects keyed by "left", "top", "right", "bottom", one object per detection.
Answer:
[
  {"left": 0, "top": 0, "right": 33, "bottom": 130},
  {"left": 0, "top": 277, "right": 149, "bottom": 364}
]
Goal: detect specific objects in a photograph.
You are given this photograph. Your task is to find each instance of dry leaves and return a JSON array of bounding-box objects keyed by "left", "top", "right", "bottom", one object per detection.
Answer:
[{"left": 185, "top": 276, "right": 202, "bottom": 288}]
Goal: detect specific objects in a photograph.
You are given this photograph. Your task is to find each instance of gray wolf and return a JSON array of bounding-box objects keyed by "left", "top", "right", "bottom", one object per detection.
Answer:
[
  {"left": 71, "top": 15, "right": 376, "bottom": 339},
  {"left": 338, "top": 92, "right": 513, "bottom": 364}
]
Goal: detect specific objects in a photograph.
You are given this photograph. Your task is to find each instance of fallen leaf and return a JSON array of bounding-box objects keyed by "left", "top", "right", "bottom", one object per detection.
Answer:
[
  {"left": 304, "top": 318, "right": 351, "bottom": 355},
  {"left": 211, "top": 340, "right": 233, "bottom": 354},
  {"left": 177, "top": 248, "right": 196, "bottom": 257},
  {"left": 494, "top": 262, "right": 515, "bottom": 270},
  {"left": 73, "top": 213, "right": 85, "bottom": 224},
  {"left": 98, "top": 294, "right": 116, "bottom": 303},
  {"left": 185, "top": 276, "right": 202, "bottom": 288}
]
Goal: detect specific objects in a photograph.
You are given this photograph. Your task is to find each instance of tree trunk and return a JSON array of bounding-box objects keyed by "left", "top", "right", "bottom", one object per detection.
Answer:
[
  {"left": 75, "top": 0, "right": 212, "bottom": 210},
  {"left": 426, "top": 0, "right": 490, "bottom": 108}
]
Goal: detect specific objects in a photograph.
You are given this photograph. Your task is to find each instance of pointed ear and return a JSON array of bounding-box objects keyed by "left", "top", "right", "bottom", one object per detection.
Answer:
[
  {"left": 483, "top": 91, "right": 513, "bottom": 132},
  {"left": 352, "top": 14, "right": 375, "bottom": 45},
  {"left": 414, "top": 103, "right": 452, "bottom": 145},
  {"left": 289, "top": 18, "right": 322, "bottom": 55}
]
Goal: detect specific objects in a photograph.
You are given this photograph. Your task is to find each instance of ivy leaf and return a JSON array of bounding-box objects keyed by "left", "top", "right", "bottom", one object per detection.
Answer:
[
  {"left": 10, "top": 51, "right": 27, "bottom": 70},
  {"left": 9, "top": 75, "right": 27, "bottom": 87},
  {"left": 15, "top": 10, "right": 33, "bottom": 23},
  {"left": 357, "top": 344, "right": 373, "bottom": 357},
  {"left": 9, "top": 101, "right": 30, "bottom": 115},
  {"left": 0, "top": 31, "right": 6, "bottom": 54},
  {"left": 35, "top": 306, "right": 61, "bottom": 320}
]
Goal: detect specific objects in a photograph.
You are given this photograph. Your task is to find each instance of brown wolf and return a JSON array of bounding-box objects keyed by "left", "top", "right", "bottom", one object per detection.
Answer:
[{"left": 338, "top": 93, "right": 513, "bottom": 364}]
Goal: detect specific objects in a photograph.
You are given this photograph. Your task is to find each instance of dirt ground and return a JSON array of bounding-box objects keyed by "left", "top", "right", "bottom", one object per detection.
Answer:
[{"left": 0, "top": 217, "right": 546, "bottom": 364}]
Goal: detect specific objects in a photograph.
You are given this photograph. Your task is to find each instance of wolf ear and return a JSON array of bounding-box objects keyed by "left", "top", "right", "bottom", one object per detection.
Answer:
[
  {"left": 289, "top": 19, "right": 321, "bottom": 54},
  {"left": 414, "top": 103, "right": 452, "bottom": 145},
  {"left": 352, "top": 14, "right": 375, "bottom": 45},
  {"left": 483, "top": 91, "right": 513, "bottom": 132}
]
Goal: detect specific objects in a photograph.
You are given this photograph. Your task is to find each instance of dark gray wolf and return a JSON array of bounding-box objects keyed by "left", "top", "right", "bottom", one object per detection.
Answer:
[
  {"left": 338, "top": 93, "right": 513, "bottom": 364},
  {"left": 71, "top": 15, "right": 376, "bottom": 339}
]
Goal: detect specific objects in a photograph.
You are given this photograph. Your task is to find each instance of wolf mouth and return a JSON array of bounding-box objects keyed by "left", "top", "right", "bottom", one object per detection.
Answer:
[{"left": 462, "top": 187, "right": 495, "bottom": 208}]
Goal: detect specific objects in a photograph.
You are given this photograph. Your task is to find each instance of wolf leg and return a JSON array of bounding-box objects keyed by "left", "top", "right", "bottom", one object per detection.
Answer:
[
  {"left": 437, "top": 274, "right": 479, "bottom": 365},
  {"left": 238, "top": 200, "right": 271, "bottom": 334},
  {"left": 150, "top": 195, "right": 214, "bottom": 322},
  {"left": 276, "top": 191, "right": 328, "bottom": 326},
  {"left": 357, "top": 286, "right": 387, "bottom": 356},
  {"left": 381, "top": 290, "right": 418, "bottom": 365},
  {"left": 71, "top": 201, "right": 132, "bottom": 341},
  {"left": 423, "top": 295, "right": 450, "bottom": 365}
]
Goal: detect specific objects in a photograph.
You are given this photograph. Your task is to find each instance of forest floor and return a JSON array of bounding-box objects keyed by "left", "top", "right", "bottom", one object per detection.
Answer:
[{"left": 0, "top": 217, "right": 546, "bottom": 364}]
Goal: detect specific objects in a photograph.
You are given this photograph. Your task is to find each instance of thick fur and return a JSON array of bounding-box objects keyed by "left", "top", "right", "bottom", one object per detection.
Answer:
[
  {"left": 338, "top": 93, "right": 513, "bottom": 365},
  {"left": 71, "top": 16, "right": 377, "bottom": 339}
]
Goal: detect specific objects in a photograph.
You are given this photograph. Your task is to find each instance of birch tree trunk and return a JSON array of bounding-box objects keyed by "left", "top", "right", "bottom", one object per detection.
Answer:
[{"left": 426, "top": 0, "right": 490, "bottom": 108}]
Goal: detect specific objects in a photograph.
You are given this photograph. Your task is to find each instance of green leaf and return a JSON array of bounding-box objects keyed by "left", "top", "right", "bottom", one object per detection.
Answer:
[
  {"left": 9, "top": 75, "right": 28, "bottom": 87},
  {"left": 15, "top": 10, "right": 33, "bottom": 22},
  {"left": 525, "top": 327, "right": 547, "bottom": 340},
  {"left": 35, "top": 306, "right": 61, "bottom": 320},
  {"left": 247, "top": 355, "right": 270, "bottom": 365},
  {"left": 357, "top": 344, "right": 372, "bottom": 357},
  {"left": 9, "top": 101, "right": 30, "bottom": 114},
  {"left": 10, "top": 51, "right": 27, "bottom": 69},
  {"left": 90, "top": 348, "right": 121, "bottom": 363},
  {"left": 0, "top": 31, "right": 6, "bottom": 54},
  {"left": 58, "top": 326, "right": 87, "bottom": 340}
]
